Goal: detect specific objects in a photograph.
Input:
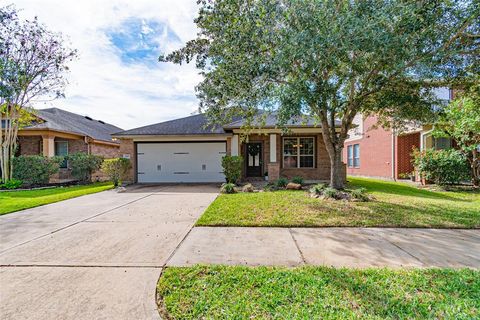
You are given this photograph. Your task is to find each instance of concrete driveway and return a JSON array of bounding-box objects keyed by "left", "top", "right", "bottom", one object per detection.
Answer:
[{"left": 0, "top": 184, "right": 219, "bottom": 320}]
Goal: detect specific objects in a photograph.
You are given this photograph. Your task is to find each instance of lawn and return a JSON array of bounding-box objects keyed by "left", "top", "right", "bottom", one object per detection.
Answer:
[
  {"left": 157, "top": 265, "right": 480, "bottom": 319},
  {"left": 196, "top": 177, "right": 480, "bottom": 228},
  {"left": 0, "top": 182, "right": 114, "bottom": 215}
]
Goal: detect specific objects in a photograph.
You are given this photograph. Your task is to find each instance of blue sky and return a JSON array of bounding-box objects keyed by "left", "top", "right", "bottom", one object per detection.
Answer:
[{"left": 12, "top": 0, "right": 201, "bottom": 129}]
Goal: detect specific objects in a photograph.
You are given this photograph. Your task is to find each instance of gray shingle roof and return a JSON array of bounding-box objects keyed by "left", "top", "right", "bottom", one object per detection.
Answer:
[
  {"left": 25, "top": 108, "right": 123, "bottom": 143},
  {"left": 114, "top": 112, "right": 341, "bottom": 136},
  {"left": 223, "top": 113, "right": 341, "bottom": 129},
  {"left": 114, "top": 113, "right": 226, "bottom": 136}
]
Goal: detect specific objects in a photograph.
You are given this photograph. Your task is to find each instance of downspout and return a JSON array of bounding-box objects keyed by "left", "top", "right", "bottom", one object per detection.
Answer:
[{"left": 391, "top": 129, "right": 396, "bottom": 181}]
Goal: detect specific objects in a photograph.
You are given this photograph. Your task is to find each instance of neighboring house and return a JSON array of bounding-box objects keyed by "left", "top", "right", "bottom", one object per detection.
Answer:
[
  {"left": 113, "top": 113, "right": 346, "bottom": 183},
  {"left": 16, "top": 108, "right": 122, "bottom": 181},
  {"left": 343, "top": 88, "right": 454, "bottom": 180}
]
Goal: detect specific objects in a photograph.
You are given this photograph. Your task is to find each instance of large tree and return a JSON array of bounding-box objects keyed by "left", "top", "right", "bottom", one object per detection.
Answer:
[
  {"left": 0, "top": 5, "right": 77, "bottom": 182},
  {"left": 161, "top": 0, "right": 479, "bottom": 188}
]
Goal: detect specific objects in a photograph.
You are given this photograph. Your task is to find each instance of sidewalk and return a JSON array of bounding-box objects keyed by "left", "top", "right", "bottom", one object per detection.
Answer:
[{"left": 168, "top": 227, "right": 480, "bottom": 268}]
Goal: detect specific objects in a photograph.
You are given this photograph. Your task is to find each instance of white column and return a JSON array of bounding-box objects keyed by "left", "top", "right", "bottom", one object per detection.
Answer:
[
  {"left": 270, "top": 134, "right": 277, "bottom": 163},
  {"left": 231, "top": 134, "right": 239, "bottom": 156}
]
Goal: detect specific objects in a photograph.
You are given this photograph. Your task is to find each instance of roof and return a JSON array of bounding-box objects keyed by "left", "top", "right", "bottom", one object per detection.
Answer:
[
  {"left": 24, "top": 108, "right": 123, "bottom": 143},
  {"left": 223, "top": 113, "right": 341, "bottom": 129},
  {"left": 114, "top": 112, "right": 340, "bottom": 136},
  {"left": 114, "top": 113, "right": 226, "bottom": 136}
]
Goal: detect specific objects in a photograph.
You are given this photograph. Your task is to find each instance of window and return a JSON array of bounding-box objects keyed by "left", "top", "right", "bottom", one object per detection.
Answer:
[
  {"left": 347, "top": 144, "right": 360, "bottom": 168},
  {"left": 434, "top": 137, "right": 451, "bottom": 150},
  {"left": 283, "top": 137, "right": 314, "bottom": 168},
  {"left": 55, "top": 141, "right": 68, "bottom": 168}
]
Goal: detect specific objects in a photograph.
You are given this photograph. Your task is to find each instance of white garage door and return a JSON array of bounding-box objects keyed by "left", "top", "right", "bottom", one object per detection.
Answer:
[{"left": 136, "top": 142, "right": 226, "bottom": 183}]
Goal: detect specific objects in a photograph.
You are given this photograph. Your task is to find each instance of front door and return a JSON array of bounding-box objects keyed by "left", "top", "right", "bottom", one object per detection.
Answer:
[{"left": 246, "top": 143, "right": 262, "bottom": 177}]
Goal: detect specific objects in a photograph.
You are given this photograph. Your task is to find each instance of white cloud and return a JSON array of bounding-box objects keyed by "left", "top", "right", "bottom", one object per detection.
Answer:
[{"left": 10, "top": 0, "right": 202, "bottom": 129}]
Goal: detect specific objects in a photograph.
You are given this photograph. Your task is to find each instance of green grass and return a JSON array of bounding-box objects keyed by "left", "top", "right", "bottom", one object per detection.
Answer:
[
  {"left": 196, "top": 177, "right": 480, "bottom": 228},
  {"left": 157, "top": 265, "right": 480, "bottom": 319},
  {"left": 0, "top": 182, "right": 114, "bottom": 215}
]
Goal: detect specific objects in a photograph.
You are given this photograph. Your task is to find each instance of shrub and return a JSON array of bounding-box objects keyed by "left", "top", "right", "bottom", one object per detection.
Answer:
[
  {"left": 263, "top": 183, "right": 278, "bottom": 192},
  {"left": 275, "top": 177, "right": 289, "bottom": 188},
  {"left": 101, "top": 158, "right": 131, "bottom": 187},
  {"left": 0, "top": 178, "right": 23, "bottom": 189},
  {"left": 12, "top": 155, "right": 62, "bottom": 185},
  {"left": 291, "top": 176, "right": 304, "bottom": 185},
  {"left": 412, "top": 148, "right": 470, "bottom": 186},
  {"left": 350, "top": 187, "right": 370, "bottom": 201},
  {"left": 309, "top": 183, "right": 326, "bottom": 195},
  {"left": 67, "top": 153, "right": 104, "bottom": 181},
  {"left": 220, "top": 182, "right": 236, "bottom": 194},
  {"left": 323, "top": 187, "right": 339, "bottom": 199},
  {"left": 221, "top": 155, "right": 243, "bottom": 184}
]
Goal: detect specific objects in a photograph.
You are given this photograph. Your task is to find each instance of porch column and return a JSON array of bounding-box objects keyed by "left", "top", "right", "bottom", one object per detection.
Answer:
[
  {"left": 268, "top": 134, "right": 280, "bottom": 181},
  {"left": 231, "top": 134, "right": 239, "bottom": 156},
  {"left": 42, "top": 135, "right": 55, "bottom": 157},
  {"left": 269, "top": 134, "right": 277, "bottom": 162}
]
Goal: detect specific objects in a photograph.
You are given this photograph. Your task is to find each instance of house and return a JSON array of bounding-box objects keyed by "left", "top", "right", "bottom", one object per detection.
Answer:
[
  {"left": 113, "top": 113, "right": 346, "bottom": 183},
  {"left": 343, "top": 88, "right": 454, "bottom": 180},
  {"left": 16, "top": 108, "right": 122, "bottom": 180}
]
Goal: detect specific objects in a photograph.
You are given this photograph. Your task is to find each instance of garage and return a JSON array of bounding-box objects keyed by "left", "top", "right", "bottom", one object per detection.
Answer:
[{"left": 136, "top": 142, "right": 226, "bottom": 183}]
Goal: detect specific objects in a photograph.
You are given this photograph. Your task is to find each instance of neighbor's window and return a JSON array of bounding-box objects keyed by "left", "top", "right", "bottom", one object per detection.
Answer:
[
  {"left": 434, "top": 137, "right": 451, "bottom": 150},
  {"left": 55, "top": 141, "right": 68, "bottom": 168},
  {"left": 353, "top": 144, "right": 360, "bottom": 167},
  {"left": 347, "top": 144, "right": 360, "bottom": 168},
  {"left": 283, "top": 137, "right": 314, "bottom": 168}
]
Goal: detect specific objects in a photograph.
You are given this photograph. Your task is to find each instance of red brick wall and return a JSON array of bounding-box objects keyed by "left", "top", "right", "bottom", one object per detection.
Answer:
[
  {"left": 343, "top": 116, "right": 394, "bottom": 179},
  {"left": 395, "top": 132, "right": 420, "bottom": 178}
]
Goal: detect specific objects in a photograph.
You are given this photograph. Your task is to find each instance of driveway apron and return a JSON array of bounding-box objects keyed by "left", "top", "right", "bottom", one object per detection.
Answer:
[{"left": 0, "top": 184, "right": 218, "bottom": 320}]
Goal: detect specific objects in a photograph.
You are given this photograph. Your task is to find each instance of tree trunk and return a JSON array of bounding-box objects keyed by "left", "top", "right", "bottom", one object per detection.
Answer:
[
  {"left": 472, "top": 149, "right": 479, "bottom": 187},
  {"left": 329, "top": 149, "right": 345, "bottom": 189}
]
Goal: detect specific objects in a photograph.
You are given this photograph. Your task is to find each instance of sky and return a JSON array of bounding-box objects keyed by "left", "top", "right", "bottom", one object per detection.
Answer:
[{"left": 9, "top": 0, "right": 202, "bottom": 130}]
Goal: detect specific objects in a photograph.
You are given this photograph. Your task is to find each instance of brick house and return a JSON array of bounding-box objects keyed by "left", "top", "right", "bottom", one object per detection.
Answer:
[
  {"left": 343, "top": 88, "right": 454, "bottom": 180},
  {"left": 113, "top": 113, "right": 346, "bottom": 184},
  {"left": 16, "top": 108, "right": 122, "bottom": 181}
]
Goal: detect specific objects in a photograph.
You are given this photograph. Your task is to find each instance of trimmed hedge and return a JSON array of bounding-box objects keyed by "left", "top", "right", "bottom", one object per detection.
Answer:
[
  {"left": 222, "top": 155, "right": 243, "bottom": 184},
  {"left": 12, "top": 155, "right": 63, "bottom": 185},
  {"left": 67, "top": 153, "right": 103, "bottom": 181},
  {"left": 101, "top": 158, "right": 131, "bottom": 187}
]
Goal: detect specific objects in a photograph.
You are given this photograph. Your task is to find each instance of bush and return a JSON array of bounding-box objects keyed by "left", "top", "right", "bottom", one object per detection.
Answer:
[
  {"left": 309, "top": 183, "right": 326, "bottom": 195},
  {"left": 67, "top": 153, "right": 104, "bottom": 181},
  {"left": 222, "top": 155, "right": 243, "bottom": 184},
  {"left": 12, "top": 155, "right": 62, "bottom": 185},
  {"left": 412, "top": 148, "right": 470, "bottom": 186},
  {"left": 350, "top": 187, "right": 370, "bottom": 201},
  {"left": 263, "top": 183, "right": 278, "bottom": 192},
  {"left": 323, "top": 187, "right": 339, "bottom": 199},
  {"left": 291, "top": 176, "right": 304, "bottom": 185},
  {"left": 220, "top": 182, "right": 236, "bottom": 194},
  {"left": 275, "top": 177, "right": 289, "bottom": 188},
  {"left": 101, "top": 158, "right": 131, "bottom": 187},
  {"left": 0, "top": 178, "right": 23, "bottom": 189}
]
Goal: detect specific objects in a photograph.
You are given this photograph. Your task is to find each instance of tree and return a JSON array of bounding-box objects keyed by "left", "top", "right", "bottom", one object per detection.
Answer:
[
  {"left": 160, "top": 0, "right": 479, "bottom": 189},
  {"left": 434, "top": 78, "right": 480, "bottom": 186},
  {"left": 0, "top": 5, "right": 77, "bottom": 182}
]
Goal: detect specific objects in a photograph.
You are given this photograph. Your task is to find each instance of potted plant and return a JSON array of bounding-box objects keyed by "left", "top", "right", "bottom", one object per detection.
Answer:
[{"left": 264, "top": 171, "right": 268, "bottom": 181}]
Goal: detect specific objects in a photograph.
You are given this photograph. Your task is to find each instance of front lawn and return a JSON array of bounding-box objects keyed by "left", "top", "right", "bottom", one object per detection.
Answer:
[
  {"left": 0, "top": 182, "right": 114, "bottom": 215},
  {"left": 157, "top": 265, "right": 480, "bottom": 319},
  {"left": 196, "top": 177, "right": 480, "bottom": 228}
]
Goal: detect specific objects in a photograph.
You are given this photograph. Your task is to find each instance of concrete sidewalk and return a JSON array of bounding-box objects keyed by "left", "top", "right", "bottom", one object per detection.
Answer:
[{"left": 168, "top": 227, "right": 480, "bottom": 268}]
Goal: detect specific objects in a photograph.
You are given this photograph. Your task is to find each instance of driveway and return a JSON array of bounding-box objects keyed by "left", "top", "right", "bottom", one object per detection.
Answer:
[{"left": 0, "top": 184, "right": 219, "bottom": 320}]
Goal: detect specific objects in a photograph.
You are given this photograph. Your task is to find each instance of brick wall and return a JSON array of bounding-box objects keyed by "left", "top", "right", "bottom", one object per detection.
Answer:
[
  {"left": 239, "top": 133, "right": 334, "bottom": 181},
  {"left": 344, "top": 115, "right": 394, "bottom": 179},
  {"left": 17, "top": 136, "right": 41, "bottom": 155},
  {"left": 118, "top": 138, "right": 135, "bottom": 183},
  {"left": 395, "top": 132, "right": 420, "bottom": 178},
  {"left": 90, "top": 143, "right": 119, "bottom": 158}
]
